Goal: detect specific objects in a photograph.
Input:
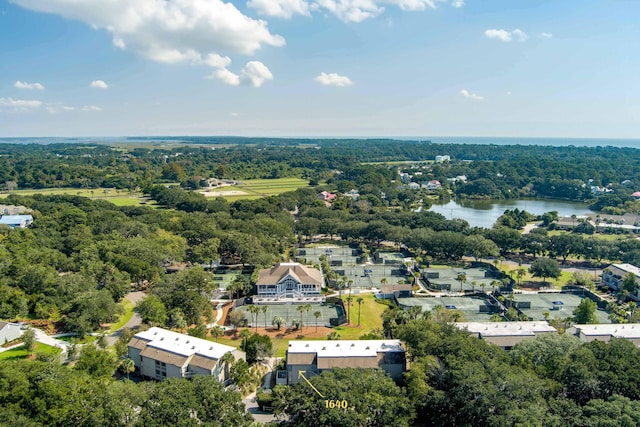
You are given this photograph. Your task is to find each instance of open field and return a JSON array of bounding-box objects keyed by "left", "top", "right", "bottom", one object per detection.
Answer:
[
  {"left": 0, "top": 342, "right": 61, "bottom": 361},
  {"left": 0, "top": 188, "right": 151, "bottom": 206},
  {"left": 202, "top": 178, "right": 309, "bottom": 200},
  {"left": 547, "top": 229, "right": 631, "bottom": 242}
]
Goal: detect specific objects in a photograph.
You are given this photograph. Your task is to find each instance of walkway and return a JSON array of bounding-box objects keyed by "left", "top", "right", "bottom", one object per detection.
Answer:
[
  {"left": 242, "top": 358, "right": 278, "bottom": 424},
  {"left": 106, "top": 291, "right": 145, "bottom": 346}
]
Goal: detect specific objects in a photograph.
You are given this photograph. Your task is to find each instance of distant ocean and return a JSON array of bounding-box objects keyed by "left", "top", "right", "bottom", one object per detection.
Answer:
[
  {"left": 0, "top": 136, "right": 638, "bottom": 149},
  {"left": 402, "top": 136, "right": 640, "bottom": 149}
]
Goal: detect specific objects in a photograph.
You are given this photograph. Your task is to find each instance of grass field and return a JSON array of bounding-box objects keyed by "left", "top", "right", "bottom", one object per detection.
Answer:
[
  {"left": 204, "top": 178, "right": 310, "bottom": 200},
  {"left": 505, "top": 265, "right": 574, "bottom": 289},
  {"left": 547, "top": 229, "right": 629, "bottom": 242},
  {"left": 0, "top": 188, "right": 151, "bottom": 206},
  {"left": 0, "top": 342, "right": 61, "bottom": 361}
]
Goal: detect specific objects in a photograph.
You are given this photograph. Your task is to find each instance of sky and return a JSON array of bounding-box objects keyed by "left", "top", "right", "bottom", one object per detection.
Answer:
[{"left": 0, "top": 0, "right": 639, "bottom": 138}]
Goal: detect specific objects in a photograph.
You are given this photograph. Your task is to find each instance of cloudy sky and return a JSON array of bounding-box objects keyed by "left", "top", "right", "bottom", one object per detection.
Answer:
[{"left": 0, "top": 0, "right": 638, "bottom": 138}]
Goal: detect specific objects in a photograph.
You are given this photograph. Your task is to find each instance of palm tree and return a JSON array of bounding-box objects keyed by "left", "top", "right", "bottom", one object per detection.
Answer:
[
  {"left": 120, "top": 358, "right": 135, "bottom": 380},
  {"left": 380, "top": 277, "right": 388, "bottom": 286},
  {"left": 261, "top": 306, "right": 269, "bottom": 330},
  {"left": 210, "top": 325, "right": 224, "bottom": 343},
  {"left": 314, "top": 311, "right": 321, "bottom": 332},
  {"left": 456, "top": 272, "right": 467, "bottom": 292},
  {"left": 471, "top": 281, "right": 478, "bottom": 293},
  {"left": 297, "top": 305, "right": 305, "bottom": 331},
  {"left": 304, "top": 304, "right": 312, "bottom": 327},
  {"left": 272, "top": 316, "right": 285, "bottom": 330},
  {"left": 239, "top": 329, "right": 251, "bottom": 351},
  {"left": 516, "top": 267, "right": 527, "bottom": 287},
  {"left": 219, "top": 352, "right": 235, "bottom": 382},
  {"left": 356, "top": 297, "right": 364, "bottom": 326},
  {"left": 480, "top": 282, "right": 486, "bottom": 294},
  {"left": 346, "top": 296, "right": 353, "bottom": 325},
  {"left": 247, "top": 305, "right": 259, "bottom": 333}
]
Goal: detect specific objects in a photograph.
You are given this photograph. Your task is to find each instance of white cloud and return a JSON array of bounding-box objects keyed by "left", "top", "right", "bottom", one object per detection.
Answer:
[
  {"left": 315, "top": 72, "right": 354, "bottom": 87},
  {"left": 81, "top": 105, "right": 102, "bottom": 112},
  {"left": 460, "top": 89, "right": 483, "bottom": 100},
  {"left": 14, "top": 80, "right": 44, "bottom": 90},
  {"left": 0, "top": 97, "right": 43, "bottom": 111},
  {"left": 307, "top": 0, "right": 460, "bottom": 23},
  {"left": 230, "top": 112, "right": 239, "bottom": 117},
  {"left": 485, "top": 28, "right": 528, "bottom": 42},
  {"left": 45, "top": 103, "right": 102, "bottom": 114},
  {"left": 11, "top": 0, "right": 285, "bottom": 64},
  {"left": 506, "top": 91, "right": 512, "bottom": 96},
  {"left": 90, "top": 80, "right": 109, "bottom": 89},
  {"left": 206, "top": 60, "right": 274, "bottom": 87},
  {"left": 248, "top": 0, "right": 310, "bottom": 18},
  {"left": 539, "top": 32, "right": 553, "bottom": 39}
]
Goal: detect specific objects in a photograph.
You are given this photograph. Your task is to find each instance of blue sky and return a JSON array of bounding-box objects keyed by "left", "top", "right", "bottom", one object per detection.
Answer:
[{"left": 0, "top": 0, "right": 639, "bottom": 138}]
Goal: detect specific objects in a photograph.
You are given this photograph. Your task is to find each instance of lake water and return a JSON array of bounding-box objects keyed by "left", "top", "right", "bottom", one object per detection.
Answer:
[{"left": 429, "top": 199, "right": 593, "bottom": 229}]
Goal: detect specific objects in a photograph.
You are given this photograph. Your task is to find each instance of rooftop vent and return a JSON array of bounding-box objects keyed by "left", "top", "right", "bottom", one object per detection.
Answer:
[
  {"left": 175, "top": 337, "right": 179, "bottom": 341},
  {"left": 351, "top": 343, "right": 355, "bottom": 347},
  {"left": 366, "top": 346, "right": 370, "bottom": 350},
  {"left": 186, "top": 340, "right": 190, "bottom": 344},
  {"left": 209, "top": 347, "right": 214, "bottom": 350},
  {"left": 160, "top": 337, "right": 164, "bottom": 341},
  {"left": 322, "top": 347, "right": 326, "bottom": 350},
  {"left": 336, "top": 343, "right": 340, "bottom": 347},
  {"left": 153, "top": 331, "right": 158, "bottom": 335},
  {"left": 192, "top": 345, "right": 196, "bottom": 349}
]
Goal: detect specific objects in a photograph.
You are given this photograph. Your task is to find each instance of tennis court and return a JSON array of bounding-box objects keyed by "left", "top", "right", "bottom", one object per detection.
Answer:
[
  {"left": 235, "top": 303, "right": 341, "bottom": 327},
  {"left": 399, "top": 296, "right": 498, "bottom": 321},
  {"left": 512, "top": 293, "right": 610, "bottom": 323},
  {"left": 421, "top": 266, "right": 503, "bottom": 292}
]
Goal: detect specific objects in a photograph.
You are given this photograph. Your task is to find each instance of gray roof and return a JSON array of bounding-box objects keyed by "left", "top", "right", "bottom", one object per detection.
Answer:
[{"left": 256, "top": 262, "right": 323, "bottom": 285}]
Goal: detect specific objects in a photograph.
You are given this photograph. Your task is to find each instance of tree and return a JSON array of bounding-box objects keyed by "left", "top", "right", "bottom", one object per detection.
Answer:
[
  {"left": 119, "top": 358, "right": 135, "bottom": 380},
  {"left": 228, "top": 310, "right": 246, "bottom": 330},
  {"left": 245, "top": 333, "right": 273, "bottom": 364},
  {"left": 273, "top": 368, "right": 415, "bottom": 427},
  {"left": 327, "top": 331, "right": 341, "bottom": 340},
  {"left": 261, "top": 305, "right": 269, "bottom": 330},
  {"left": 314, "top": 311, "right": 322, "bottom": 332},
  {"left": 210, "top": 325, "right": 224, "bottom": 343},
  {"left": 138, "top": 376, "right": 252, "bottom": 427},
  {"left": 75, "top": 345, "right": 117, "bottom": 378},
  {"left": 529, "top": 258, "right": 561, "bottom": 287},
  {"left": 573, "top": 298, "right": 597, "bottom": 324},
  {"left": 297, "top": 305, "right": 305, "bottom": 331},
  {"left": 622, "top": 273, "right": 639, "bottom": 295},
  {"left": 356, "top": 297, "right": 364, "bottom": 326},
  {"left": 22, "top": 328, "right": 35, "bottom": 353},
  {"left": 456, "top": 272, "right": 467, "bottom": 292},
  {"left": 464, "top": 234, "right": 499, "bottom": 261},
  {"left": 239, "top": 328, "right": 251, "bottom": 351},
  {"left": 516, "top": 267, "right": 527, "bottom": 287},
  {"left": 272, "top": 315, "right": 285, "bottom": 330}
]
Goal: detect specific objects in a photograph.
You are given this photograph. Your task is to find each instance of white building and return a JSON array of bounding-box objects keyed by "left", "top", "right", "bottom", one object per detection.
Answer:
[
  {"left": 255, "top": 262, "right": 323, "bottom": 300},
  {"left": 128, "top": 327, "right": 244, "bottom": 381},
  {"left": 0, "top": 214, "right": 33, "bottom": 228},
  {"left": 435, "top": 155, "right": 451, "bottom": 163},
  {"left": 602, "top": 264, "right": 640, "bottom": 300},
  {"left": 0, "top": 321, "right": 22, "bottom": 344},
  {"left": 286, "top": 340, "right": 406, "bottom": 385},
  {"left": 454, "top": 321, "right": 557, "bottom": 349},
  {"left": 568, "top": 324, "right": 640, "bottom": 346}
]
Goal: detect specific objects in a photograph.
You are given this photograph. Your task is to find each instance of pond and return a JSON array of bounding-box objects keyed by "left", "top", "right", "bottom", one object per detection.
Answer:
[{"left": 428, "top": 198, "right": 593, "bottom": 229}]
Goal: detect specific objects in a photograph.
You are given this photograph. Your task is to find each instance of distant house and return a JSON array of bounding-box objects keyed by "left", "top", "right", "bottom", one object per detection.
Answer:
[
  {"left": 344, "top": 189, "right": 360, "bottom": 200},
  {"left": 407, "top": 182, "right": 420, "bottom": 190},
  {"left": 286, "top": 340, "right": 406, "bottom": 385},
  {"left": 568, "top": 323, "right": 640, "bottom": 346},
  {"left": 0, "top": 205, "right": 29, "bottom": 215},
  {"left": 0, "top": 321, "right": 23, "bottom": 344},
  {"left": 422, "top": 180, "right": 441, "bottom": 191},
  {"left": 454, "top": 321, "right": 557, "bottom": 350},
  {"left": 399, "top": 173, "right": 411, "bottom": 184},
  {"left": 318, "top": 191, "right": 336, "bottom": 202},
  {"left": 255, "top": 262, "right": 323, "bottom": 299},
  {"left": 0, "top": 214, "right": 33, "bottom": 228},
  {"left": 435, "top": 155, "right": 451, "bottom": 163},
  {"left": 632, "top": 191, "right": 640, "bottom": 200},
  {"left": 128, "top": 327, "right": 244, "bottom": 382},
  {"left": 602, "top": 263, "right": 640, "bottom": 299}
]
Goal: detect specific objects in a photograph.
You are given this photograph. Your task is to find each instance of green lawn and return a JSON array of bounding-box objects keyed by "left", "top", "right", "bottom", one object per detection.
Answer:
[
  {"left": 547, "top": 229, "right": 631, "bottom": 242},
  {"left": 507, "top": 266, "right": 574, "bottom": 289},
  {"left": 107, "top": 298, "right": 135, "bottom": 334},
  {"left": 0, "top": 188, "right": 149, "bottom": 206},
  {"left": 0, "top": 342, "right": 61, "bottom": 361}
]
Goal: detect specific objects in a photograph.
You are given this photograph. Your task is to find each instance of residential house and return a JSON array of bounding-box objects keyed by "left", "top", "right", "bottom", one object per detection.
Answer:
[
  {"left": 128, "top": 327, "right": 244, "bottom": 382},
  {"left": 568, "top": 323, "right": 640, "bottom": 346},
  {"left": 407, "top": 182, "right": 421, "bottom": 190},
  {"left": 0, "top": 321, "right": 22, "bottom": 344},
  {"left": 0, "top": 214, "right": 33, "bottom": 228},
  {"left": 422, "top": 180, "right": 442, "bottom": 191},
  {"left": 318, "top": 191, "right": 336, "bottom": 202},
  {"left": 255, "top": 262, "right": 323, "bottom": 299},
  {"left": 602, "top": 263, "right": 640, "bottom": 299},
  {"left": 344, "top": 189, "right": 360, "bottom": 200},
  {"left": 435, "top": 155, "right": 450, "bottom": 163},
  {"left": 454, "top": 321, "right": 557, "bottom": 350},
  {"left": 286, "top": 340, "right": 406, "bottom": 385},
  {"left": 632, "top": 191, "right": 640, "bottom": 200},
  {"left": 378, "top": 284, "right": 413, "bottom": 299}
]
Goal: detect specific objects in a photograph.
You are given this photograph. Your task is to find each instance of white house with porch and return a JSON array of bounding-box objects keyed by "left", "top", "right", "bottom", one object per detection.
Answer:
[{"left": 255, "top": 262, "right": 324, "bottom": 301}]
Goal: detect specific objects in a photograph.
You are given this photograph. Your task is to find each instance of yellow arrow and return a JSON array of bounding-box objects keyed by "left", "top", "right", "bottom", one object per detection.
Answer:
[{"left": 298, "top": 371, "right": 325, "bottom": 398}]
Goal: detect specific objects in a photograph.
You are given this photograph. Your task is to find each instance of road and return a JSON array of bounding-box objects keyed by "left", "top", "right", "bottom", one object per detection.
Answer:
[
  {"left": 242, "top": 358, "right": 279, "bottom": 424},
  {"left": 106, "top": 291, "right": 145, "bottom": 346}
]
